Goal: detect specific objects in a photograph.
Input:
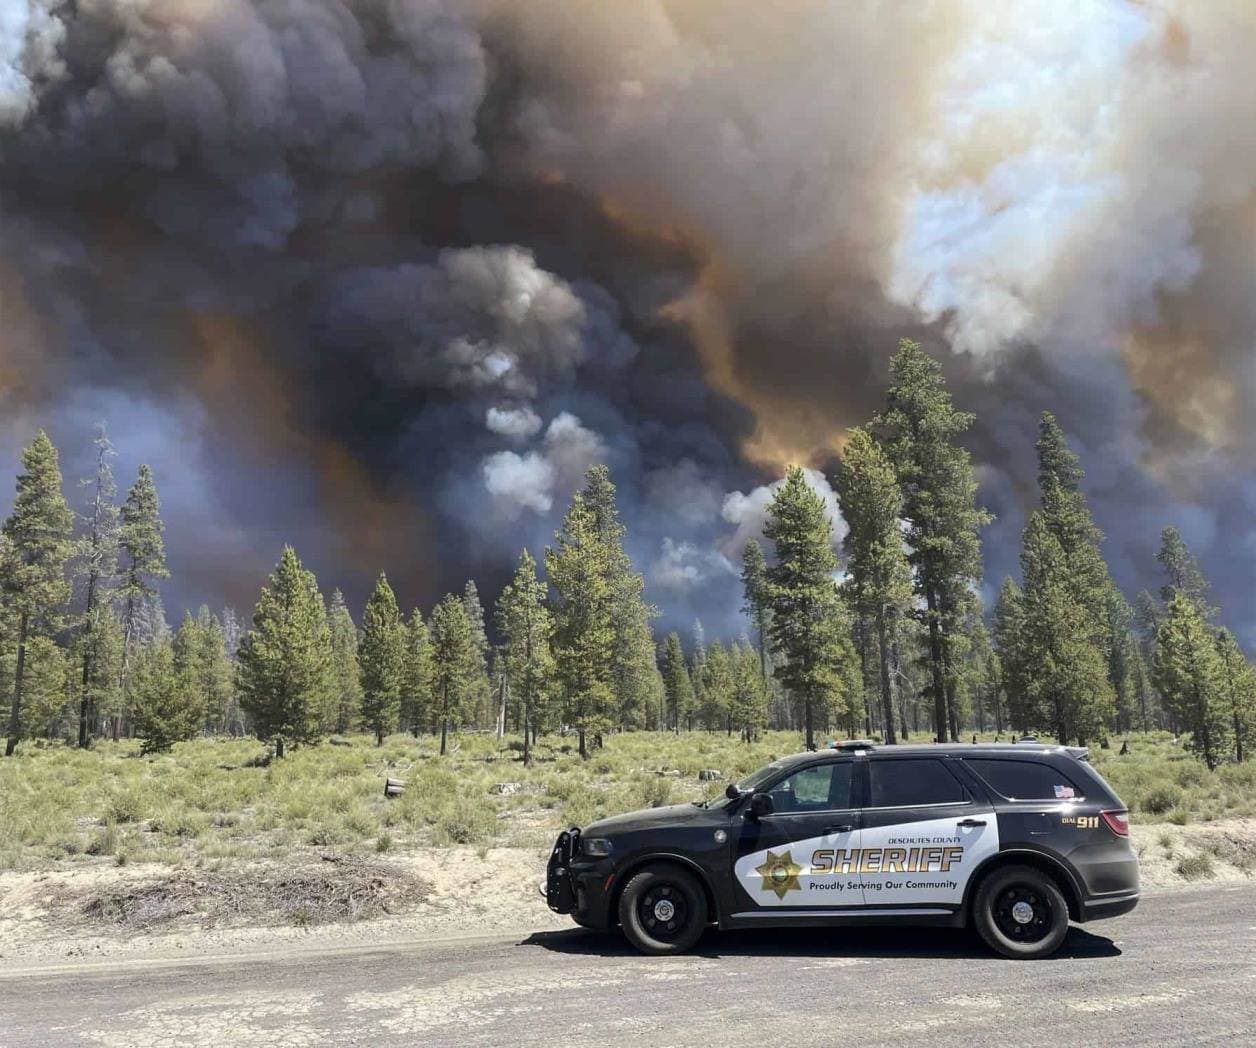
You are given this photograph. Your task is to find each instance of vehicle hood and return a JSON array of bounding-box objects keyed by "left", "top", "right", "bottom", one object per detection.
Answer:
[{"left": 583, "top": 803, "right": 721, "bottom": 836}]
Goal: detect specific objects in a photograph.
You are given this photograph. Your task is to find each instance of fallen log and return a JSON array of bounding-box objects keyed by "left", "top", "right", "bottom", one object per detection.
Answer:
[{"left": 383, "top": 777, "right": 406, "bottom": 798}]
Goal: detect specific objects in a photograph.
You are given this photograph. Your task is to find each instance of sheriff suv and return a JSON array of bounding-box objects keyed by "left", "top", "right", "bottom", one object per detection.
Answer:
[{"left": 544, "top": 741, "right": 1138, "bottom": 959}]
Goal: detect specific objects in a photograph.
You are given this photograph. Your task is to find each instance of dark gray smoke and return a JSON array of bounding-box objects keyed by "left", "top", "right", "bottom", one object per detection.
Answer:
[{"left": 2, "top": 1, "right": 1255, "bottom": 645}]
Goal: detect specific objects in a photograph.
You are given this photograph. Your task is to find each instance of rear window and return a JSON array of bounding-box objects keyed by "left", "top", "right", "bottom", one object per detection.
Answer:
[
  {"left": 965, "top": 758, "right": 1084, "bottom": 801},
  {"left": 868, "top": 758, "right": 968, "bottom": 808}
]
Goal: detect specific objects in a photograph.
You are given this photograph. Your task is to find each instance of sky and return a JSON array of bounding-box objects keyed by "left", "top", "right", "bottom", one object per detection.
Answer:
[{"left": 2, "top": 0, "right": 1256, "bottom": 644}]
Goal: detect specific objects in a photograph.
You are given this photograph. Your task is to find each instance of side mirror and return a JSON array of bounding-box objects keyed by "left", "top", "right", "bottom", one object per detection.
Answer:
[
  {"left": 749, "top": 792, "right": 774, "bottom": 818},
  {"left": 725, "top": 783, "right": 743, "bottom": 801}
]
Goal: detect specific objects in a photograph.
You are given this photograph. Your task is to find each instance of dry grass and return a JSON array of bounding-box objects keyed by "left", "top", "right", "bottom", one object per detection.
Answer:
[{"left": 3, "top": 728, "right": 1254, "bottom": 878}]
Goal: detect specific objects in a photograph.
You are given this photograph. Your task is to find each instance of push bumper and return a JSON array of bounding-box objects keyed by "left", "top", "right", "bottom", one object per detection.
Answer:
[
  {"left": 543, "top": 828, "right": 615, "bottom": 930},
  {"left": 544, "top": 828, "right": 580, "bottom": 914}
]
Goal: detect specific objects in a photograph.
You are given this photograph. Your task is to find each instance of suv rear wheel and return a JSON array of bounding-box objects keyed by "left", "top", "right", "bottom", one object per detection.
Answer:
[
  {"left": 618, "top": 864, "right": 708, "bottom": 955},
  {"left": 972, "top": 865, "right": 1070, "bottom": 959}
]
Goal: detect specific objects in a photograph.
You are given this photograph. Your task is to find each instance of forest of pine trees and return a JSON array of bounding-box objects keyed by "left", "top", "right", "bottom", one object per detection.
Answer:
[{"left": 2, "top": 340, "right": 1254, "bottom": 763}]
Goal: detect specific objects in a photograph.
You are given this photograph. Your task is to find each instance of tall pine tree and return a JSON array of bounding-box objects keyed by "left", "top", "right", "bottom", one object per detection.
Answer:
[
  {"left": 2, "top": 431, "right": 73, "bottom": 756},
  {"left": 547, "top": 492, "right": 615, "bottom": 757},
  {"left": 117, "top": 464, "right": 168, "bottom": 734},
  {"left": 430, "top": 592, "right": 475, "bottom": 755},
  {"left": 876, "top": 339, "right": 989, "bottom": 742},
  {"left": 359, "top": 573, "right": 405, "bottom": 744},
  {"left": 401, "top": 609, "right": 433, "bottom": 736},
  {"left": 1153, "top": 593, "right": 1230, "bottom": 769},
  {"left": 74, "top": 427, "right": 120, "bottom": 747},
  {"left": 236, "top": 546, "right": 335, "bottom": 755},
  {"left": 763, "top": 466, "right": 853, "bottom": 750},
  {"left": 582, "top": 466, "right": 656, "bottom": 729},
  {"left": 1015, "top": 414, "right": 1115, "bottom": 743},
  {"left": 835, "top": 426, "right": 911, "bottom": 744},
  {"left": 327, "top": 589, "right": 363, "bottom": 734},
  {"left": 661, "top": 631, "right": 693, "bottom": 734},
  {"left": 496, "top": 549, "right": 553, "bottom": 765}
]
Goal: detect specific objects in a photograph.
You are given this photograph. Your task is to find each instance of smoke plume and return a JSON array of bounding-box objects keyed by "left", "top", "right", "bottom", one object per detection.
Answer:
[{"left": 2, "top": 1, "right": 1256, "bottom": 642}]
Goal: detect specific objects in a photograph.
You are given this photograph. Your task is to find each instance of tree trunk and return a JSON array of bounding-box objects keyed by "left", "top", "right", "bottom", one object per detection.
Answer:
[
  {"left": 440, "top": 716, "right": 449, "bottom": 756},
  {"left": 875, "top": 608, "right": 897, "bottom": 745},
  {"left": 275, "top": 735, "right": 285, "bottom": 759},
  {"left": 578, "top": 728, "right": 587, "bottom": 759},
  {"left": 5, "top": 612, "right": 29, "bottom": 757},
  {"left": 522, "top": 690, "right": 531, "bottom": 767},
  {"left": 496, "top": 672, "right": 507, "bottom": 741},
  {"left": 924, "top": 588, "right": 948, "bottom": 743},
  {"left": 804, "top": 690, "right": 815, "bottom": 751}
]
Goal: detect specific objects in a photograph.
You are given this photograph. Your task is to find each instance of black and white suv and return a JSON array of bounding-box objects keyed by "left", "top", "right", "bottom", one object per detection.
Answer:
[{"left": 544, "top": 741, "right": 1139, "bottom": 959}]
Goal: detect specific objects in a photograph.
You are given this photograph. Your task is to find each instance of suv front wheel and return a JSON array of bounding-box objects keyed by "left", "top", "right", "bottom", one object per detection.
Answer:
[
  {"left": 618, "top": 864, "right": 708, "bottom": 955},
  {"left": 972, "top": 865, "right": 1070, "bottom": 959}
]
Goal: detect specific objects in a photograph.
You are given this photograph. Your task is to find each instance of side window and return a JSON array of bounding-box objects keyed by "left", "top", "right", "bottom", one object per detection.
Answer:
[
  {"left": 965, "top": 759, "right": 1084, "bottom": 801},
  {"left": 868, "top": 759, "right": 968, "bottom": 808},
  {"left": 767, "top": 762, "right": 853, "bottom": 813}
]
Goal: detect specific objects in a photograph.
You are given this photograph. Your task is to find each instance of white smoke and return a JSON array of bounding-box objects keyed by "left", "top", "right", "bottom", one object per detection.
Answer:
[
  {"left": 480, "top": 410, "right": 606, "bottom": 519},
  {"left": 485, "top": 405, "right": 543, "bottom": 440},
  {"left": 721, "top": 467, "right": 848, "bottom": 557}
]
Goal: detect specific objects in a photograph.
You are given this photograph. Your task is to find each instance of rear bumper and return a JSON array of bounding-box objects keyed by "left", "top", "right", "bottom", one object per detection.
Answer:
[{"left": 1080, "top": 889, "right": 1140, "bottom": 922}]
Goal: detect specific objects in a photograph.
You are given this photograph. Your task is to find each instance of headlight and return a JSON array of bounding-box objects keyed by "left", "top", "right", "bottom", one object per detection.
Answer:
[{"left": 581, "top": 837, "right": 614, "bottom": 858}]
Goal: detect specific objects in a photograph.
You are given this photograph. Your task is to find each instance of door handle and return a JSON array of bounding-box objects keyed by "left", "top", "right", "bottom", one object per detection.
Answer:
[
  {"left": 824, "top": 824, "right": 854, "bottom": 834},
  {"left": 957, "top": 818, "right": 987, "bottom": 828}
]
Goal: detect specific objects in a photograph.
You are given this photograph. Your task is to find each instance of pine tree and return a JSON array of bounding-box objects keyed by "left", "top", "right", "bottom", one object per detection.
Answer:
[
  {"left": 429, "top": 592, "right": 475, "bottom": 756},
  {"left": 741, "top": 538, "right": 772, "bottom": 685},
  {"left": 74, "top": 427, "right": 120, "bottom": 748},
  {"left": 70, "top": 604, "right": 123, "bottom": 740},
  {"left": 1106, "top": 589, "right": 1136, "bottom": 736},
  {"left": 2, "top": 431, "right": 73, "bottom": 756},
  {"left": 116, "top": 464, "right": 168, "bottom": 734},
  {"left": 582, "top": 466, "right": 656, "bottom": 729},
  {"left": 661, "top": 632, "right": 693, "bottom": 733},
  {"left": 876, "top": 339, "right": 989, "bottom": 742},
  {"left": 1010, "top": 415, "right": 1115, "bottom": 744},
  {"left": 764, "top": 466, "right": 854, "bottom": 750},
  {"left": 131, "top": 638, "right": 200, "bottom": 754},
  {"left": 993, "top": 577, "right": 1032, "bottom": 733},
  {"left": 359, "top": 573, "right": 405, "bottom": 745},
  {"left": 730, "top": 640, "right": 769, "bottom": 742},
  {"left": 700, "top": 640, "right": 733, "bottom": 731},
  {"left": 236, "top": 546, "right": 335, "bottom": 755},
  {"left": 496, "top": 549, "right": 554, "bottom": 765},
  {"left": 462, "top": 580, "right": 492, "bottom": 728},
  {"left": 1153, "top": 593, "right": 1230, "bottom": 769},
  {"left": 401, "top": 610, "right": 433, "bottom": 736},
  {"left": 1018, "top": 511, "right": 1113, "bottom": 743},
  {"left": 1215, "top": 629, "right": 1255, "bottom": 763},
  {"left": 689, "top": 620, "right": 708, "bottom": 733},
  {"left": 1157, "top": 527, "right": 1213, "bottom": 616},
  {"left": 19, "top": 636, "right": 71, "bottom": 740},
  {"left": 836, "top": 426, "right": 912, "bottom": 744},
  {"left": 327, "top": 589, "right": 363, "bottom": 734},
  {"left": 547, "top": 492, "right": 616, "bottom": 757}
]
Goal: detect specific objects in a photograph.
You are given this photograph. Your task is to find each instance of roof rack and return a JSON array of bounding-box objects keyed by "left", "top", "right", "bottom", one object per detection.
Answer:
[{"left": 830, "top": 739, "right": 876, "bottom": 751}]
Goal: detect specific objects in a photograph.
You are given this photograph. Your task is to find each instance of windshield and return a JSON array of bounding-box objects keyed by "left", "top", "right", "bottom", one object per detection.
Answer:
[{"left": 735, "top": 761, "right": 786, "bottom": 793}]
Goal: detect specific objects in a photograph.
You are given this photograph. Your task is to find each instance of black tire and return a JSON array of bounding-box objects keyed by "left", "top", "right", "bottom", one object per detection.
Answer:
[
  {"left": 618, "top": 864, "right": 708, "bottom": 955},
  {"left": 972, "top": 864, "right": 1070, "bottom": 959}
]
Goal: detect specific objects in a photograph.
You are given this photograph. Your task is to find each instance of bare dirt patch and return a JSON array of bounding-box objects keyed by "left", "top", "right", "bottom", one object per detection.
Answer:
[{"left": 56, "top": 856, "right": 430, "bottom": 934}]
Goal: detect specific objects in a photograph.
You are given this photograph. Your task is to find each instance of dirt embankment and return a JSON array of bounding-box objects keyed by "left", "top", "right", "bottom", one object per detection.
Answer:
[{"left": 2, "top": 820, "right": 1253, "bottom": 969}]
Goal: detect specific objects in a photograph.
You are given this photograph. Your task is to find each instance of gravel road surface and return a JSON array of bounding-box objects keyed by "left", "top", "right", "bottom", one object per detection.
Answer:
[{"left": 3, "top": 885, "right": 1254, "bottom": 1046}]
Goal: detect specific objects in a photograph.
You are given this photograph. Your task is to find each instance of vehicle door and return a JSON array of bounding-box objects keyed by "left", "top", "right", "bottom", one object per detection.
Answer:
[
  {"left": 732, "top": 758, "right": 863, "bottom": 911},
  {"left": 859, "top": 756, "right": 997, "bottom": 909}
]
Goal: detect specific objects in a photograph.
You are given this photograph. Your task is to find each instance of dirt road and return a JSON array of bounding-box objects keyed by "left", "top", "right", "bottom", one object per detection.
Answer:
[{"left": 3, "top": 886, "right": 1254, "bottom": 1046}]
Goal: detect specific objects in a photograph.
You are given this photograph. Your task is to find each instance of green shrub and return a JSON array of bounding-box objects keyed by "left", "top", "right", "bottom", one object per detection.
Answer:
[
  {"left": 1140, "top": 783, "right": 1183, "bottom": 815},
  {"left": 1175, "top": 853, "right": 1214, "bottom": 880}
]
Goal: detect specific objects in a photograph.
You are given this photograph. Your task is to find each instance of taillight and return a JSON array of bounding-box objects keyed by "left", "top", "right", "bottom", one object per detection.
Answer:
[{"left": 1100, "top": 810, "right": 1130, "bottom": 836}]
